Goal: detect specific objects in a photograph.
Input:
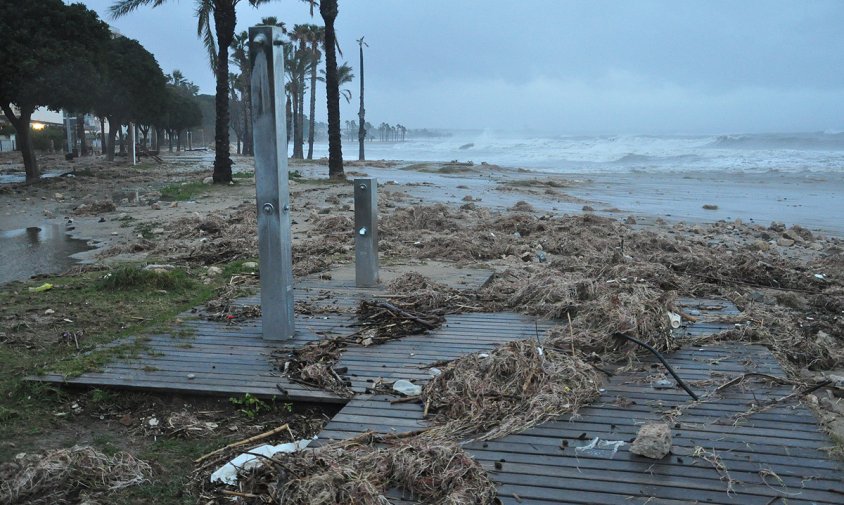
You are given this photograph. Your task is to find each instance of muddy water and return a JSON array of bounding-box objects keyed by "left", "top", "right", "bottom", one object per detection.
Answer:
[{"left": 0, "top": 224, "right": 92, "bottom": 285}]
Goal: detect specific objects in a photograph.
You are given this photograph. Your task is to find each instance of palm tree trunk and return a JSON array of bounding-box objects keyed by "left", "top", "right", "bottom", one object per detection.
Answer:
[
  {"left": 243, "top": 73, "right": 253, "bottom": 156},
  {"left": 297, "top": 72, "right": 305, "bottom": 158},
  {"left": 286, "top": 94, "right": 292, "bottom": 145},
  {"left": 211, "top": 2, "right": 235, "bottom": 183},
  {"left": 290, "top": 86, "right": 300, "bottom": 158},
  {"left": 307, "top": 51, "right": 318, "bottom": 160},
  {"left": 358, "top": 42, "right": 365, "bottom": 161},
  {"left": 320, "top": 0, "right": 344, "bottom": 179}
]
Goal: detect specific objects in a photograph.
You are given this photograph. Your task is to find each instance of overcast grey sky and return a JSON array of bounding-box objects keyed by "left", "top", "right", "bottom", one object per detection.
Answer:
[{"left": 76, "top": 0, "right": 844, "bottom": 134}]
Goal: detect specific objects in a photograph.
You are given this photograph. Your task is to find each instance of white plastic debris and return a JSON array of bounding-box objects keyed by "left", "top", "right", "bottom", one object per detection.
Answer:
[
  {"left": 666, "top": 311, "right": 682, "bottom": 329},
  {"left": 814, "top": 273, "right": 826, "bottom": 280},
  {"left": 210, "top": 438, "right": 313, "bottom": 485},
  {"left": 575, "top": 437, "right": 626, "bottom": 458},
  {"left": 428, "top": 367, "right": 442, "bottom": 377},
  {"left": 536, "top": 347, "right": 544, "bottom": 356},
  {"left": 478, "top": 353, "right": 490, "bottom": 358},
  {"left": 392, "top": 379, "right": 422, "bottom": 396},
  {"left": 147, "top": 417, "right": 159, "bottom": 427}
]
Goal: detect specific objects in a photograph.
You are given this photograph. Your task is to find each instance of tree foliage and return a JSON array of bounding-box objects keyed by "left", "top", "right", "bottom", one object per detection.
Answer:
[
  {"left": 0, "top": 0, "right": 111, "bottom": 180},
  {"left": 94, "top": 36, "right": 167, "bottom": 160}
]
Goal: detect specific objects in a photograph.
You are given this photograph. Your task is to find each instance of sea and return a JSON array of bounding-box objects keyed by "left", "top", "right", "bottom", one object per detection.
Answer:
[{"left": 321, "top": 130, "right": 844, "bottom": 175}]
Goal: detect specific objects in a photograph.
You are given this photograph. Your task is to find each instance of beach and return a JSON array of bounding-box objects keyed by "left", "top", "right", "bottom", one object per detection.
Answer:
[{"left": 0, "top": 150, "right": 842, "bottom": 502}]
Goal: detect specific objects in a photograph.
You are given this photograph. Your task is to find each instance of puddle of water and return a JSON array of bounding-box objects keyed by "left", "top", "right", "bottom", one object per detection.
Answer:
[{"left": 0, "top": 224, "right": 92, "bottom": 284}]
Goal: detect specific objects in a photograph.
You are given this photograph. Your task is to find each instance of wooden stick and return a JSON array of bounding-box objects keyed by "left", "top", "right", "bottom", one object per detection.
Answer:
[
  {"left": 221, "top": 490, "right": 259, "bottom": 498},
  {"left": 390, "top": 395, "right": 421, "bottom": 404},
  {"left": 567, "top": 312, "right": 575, "bottom": 355},
  {"left": 714, "top": 372, "right": 796, "bottom": 393},
  {"left": 194, "top": 423, "right": 290, "bottom": 463}
]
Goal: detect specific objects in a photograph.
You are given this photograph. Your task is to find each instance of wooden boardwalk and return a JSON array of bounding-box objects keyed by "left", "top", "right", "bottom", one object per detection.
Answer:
[
  {"left": 317, "top": 343, "right": 844, "bottom": 505},
  {"left": 32, "top": 262, "right": 842, "bottom": 504},
  {"left": 33, "top": 263, "right": 554, "bottom": 402}
]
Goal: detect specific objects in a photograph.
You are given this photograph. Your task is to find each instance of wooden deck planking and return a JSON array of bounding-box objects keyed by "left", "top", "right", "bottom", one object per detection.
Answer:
[{"left": 314, "top": 343, "right": 844, "bottom": 504}]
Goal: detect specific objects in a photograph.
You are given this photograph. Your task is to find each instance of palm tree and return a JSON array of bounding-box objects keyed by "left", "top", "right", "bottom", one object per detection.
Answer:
[
  {"left": 230, "top": 31, "right": 252, "bottom": 155},
  {"left": 288, "top": 24, "right": 312, "bottom": 159},
  {"left": 319, "top": 62, "right": 353, "bottom": 103},
  {"left": 319, "top": 0, "right": 343, "bottom": 179},
  {"left": 110, "top": 0, "right": 288, "bottom": 183},
  {"left": 356, "top": 36, "right": 368, "bottom": 161},
  {"left": 306, "top": 25, "right": 325, "bottom": 160}
]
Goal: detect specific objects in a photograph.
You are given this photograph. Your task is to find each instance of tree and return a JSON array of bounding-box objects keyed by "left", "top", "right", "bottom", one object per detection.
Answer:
[
  {"left": 94, "top": 36, "right": 168, "bottom": 161},
  {"left": 0, "top": 0, "right": 111, "bottom": 182},
  {"left": 288, "top": 24, "right": 314, "bottom": 160},
  {"left": 230, "top": 31, "right": 253, "bottom": 156},
  {"left": 305, "top": 25, "right": 325, "bottom": 160},
  {"left": 319, "top": 0, "right": 344, "bottom": 178},
  {"left": 111, "top": 0, "right": 285, "bottom": 183},
  {"left": 356, "top": 37, "right": 368, "bottom": 161},
  {"left": 162, "top": 83, "right": 203, "bottom": 152}
]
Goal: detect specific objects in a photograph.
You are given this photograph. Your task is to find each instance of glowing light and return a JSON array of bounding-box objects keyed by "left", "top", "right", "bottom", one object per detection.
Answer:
[{"left": 31, "top": 122, "right": 46, "bottom": 131}]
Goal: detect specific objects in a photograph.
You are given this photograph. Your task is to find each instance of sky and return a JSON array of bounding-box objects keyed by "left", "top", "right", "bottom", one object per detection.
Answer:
[{"left": 74, "top": 0, "right": 844, "bottom": 135}]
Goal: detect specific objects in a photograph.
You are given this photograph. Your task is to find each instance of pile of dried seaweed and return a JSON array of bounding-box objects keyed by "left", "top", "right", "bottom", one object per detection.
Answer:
[
  {"left": 381, "top": 204, "right": 843, "bottom": 369},
  {"left": 384, "top": 273, "right": 481, "bottom": 314},
  {"left": 279, "top": 337, "right": 353, "bottom": 397},
  {"left": 357, "top": 300, "right": 445, "bottom": 342},
  {"left": 421, "top": 339, "right": 601, "bottom": 440},
  {"left": 0, "top": 446, "right": 151, "bottom": 505},
  {"left": 240, "top": 434, "right": 497, "bottom": 505}
]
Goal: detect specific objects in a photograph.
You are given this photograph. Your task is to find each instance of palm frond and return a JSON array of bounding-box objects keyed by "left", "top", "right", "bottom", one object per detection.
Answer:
[
  {"left": 109, "top": 0, "right": 167, "bottom": 18},
  {"left": 195, "top": 0, "right": 218, "bottom": 72}
]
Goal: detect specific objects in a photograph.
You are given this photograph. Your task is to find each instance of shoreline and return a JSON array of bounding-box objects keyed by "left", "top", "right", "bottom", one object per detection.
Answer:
[{"left": 0, "top": 152, "right": 840, "bottom": 285}]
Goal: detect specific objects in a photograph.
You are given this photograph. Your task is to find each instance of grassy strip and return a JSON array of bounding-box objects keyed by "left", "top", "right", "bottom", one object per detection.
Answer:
[{"left": 0, "top": 264, "right": 217, "bottom": 447}]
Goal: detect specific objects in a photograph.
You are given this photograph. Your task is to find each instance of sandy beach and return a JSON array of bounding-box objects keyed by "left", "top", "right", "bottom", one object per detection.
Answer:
[{"left": 1, "top": 151, "right": 842, "bottom": 502}]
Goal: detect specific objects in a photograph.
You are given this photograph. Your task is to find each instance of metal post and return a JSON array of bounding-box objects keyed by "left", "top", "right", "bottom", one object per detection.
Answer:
[
  {"left": 128, "top": 122, "right": 136, "bottom": 165},
  {"left": 250, "top": 25, "right": 295, "bottom": 340},
  {"left": 354, "top": 178, "right": 379, "bottom": 287}
]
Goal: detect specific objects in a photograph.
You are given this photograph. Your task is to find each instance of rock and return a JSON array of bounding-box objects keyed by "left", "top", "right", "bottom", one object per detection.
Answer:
[
  {"left": 769, "top": 221, "right": 786, "bottom": 232},
  {"left": 243, "top": 261, "right": 259, "bottom": 270},
  {"left": 462, "top": 195, "right": 474, "bottom": 202},
  {"left": 203, "top": 176, "right": 214, "bottom": 185},
  {"left": 118, "top": 414, "right": 134, "bottom": 427},
  {"left": 43, "top": 209, "right": 55, "bottom": 218},
  {"left": 625, "top": 216, "right": 637, "bottom": 225},
  {"left": 54, "top": 193, "right": 64, "bottom": 200},
  {"left": 777, "top": 237, "right": 795, "bottom": 247},
  {"left": 782, "top": 229, "right": 803, "bottom": 242},
  {"left": 152, "top": 228, "right": 165, "bottom": 234},
  {"left": 582, "top": 205, "right": 594, "bottom": 212},
  {"left": 169, "top": 201, "right": 179, "bottom": 208},
  {"left": 44, "top": 309, "right": 55, "bottom": 315},
  {"left": 629, "top": 423, "right": 672, "bottom": 459},
  {"left": 519, "top": 251, "right": 533, "bottom": 262},
  {"left": 392, "top": 379, "right": 422, "bottom": 396},
  {"left": 751, "top": 240, "right": 770, "bottom": 251},
  {"left": 150, "top": 202, "right": 162, "bottom": 210},
  {"left": 207, "top": 266, "right": 223, "bottom": 276}
]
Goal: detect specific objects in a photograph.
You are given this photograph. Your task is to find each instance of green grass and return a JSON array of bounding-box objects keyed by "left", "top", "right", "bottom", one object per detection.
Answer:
[
  {"left": 160, "top": 178, "right": 243, "bottom": 201},
  {"left": 98, "top": 266, "right": 193, "bottom": 291},
  {"left": 232, "top": 171, "right": 254, "bottom": 179},
  {"left": 0, "top": 265, "right": 216, "bottom": 437}
]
